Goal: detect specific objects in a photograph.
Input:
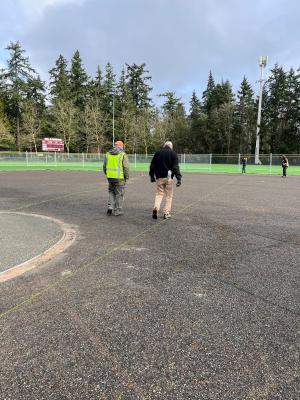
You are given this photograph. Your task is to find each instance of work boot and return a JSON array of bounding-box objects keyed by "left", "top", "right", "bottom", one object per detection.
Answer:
[
  {"left": 152, "top": 209, "right": 158, "bottom": 219},
  {"left": 163, "top": 212, "right": 171, "bottom": 219},
  {"left": 107, "top": 209, "right": 112, "bottom": 216}
]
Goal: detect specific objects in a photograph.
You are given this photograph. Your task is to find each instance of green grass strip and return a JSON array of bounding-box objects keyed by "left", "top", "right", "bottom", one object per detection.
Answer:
[{"left": 1, "top": 161, "right": 300, "bottom": 175}]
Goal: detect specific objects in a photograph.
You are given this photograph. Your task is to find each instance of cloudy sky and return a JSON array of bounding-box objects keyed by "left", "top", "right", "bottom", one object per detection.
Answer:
[{"left": 1, "top": 0, "right": 300, "bottom": 105}]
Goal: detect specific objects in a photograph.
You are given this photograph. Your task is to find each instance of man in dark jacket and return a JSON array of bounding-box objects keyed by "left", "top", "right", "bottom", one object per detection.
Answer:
[
  {"left": 281, "top": 155, "right": 289, "bottom": 177},
  {"left": 149, "top": 141, "right": 182, "bottom": 219}
]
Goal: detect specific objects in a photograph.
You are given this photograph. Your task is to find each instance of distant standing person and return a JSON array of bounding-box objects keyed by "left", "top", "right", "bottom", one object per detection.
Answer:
[
  {"left": 281, "top": 155, "right": 289, "bottom": 178},
  {"left": 103, "top": 140, "right": 129, "bottom": 216},
  {"left": 241, "top": 157, "right": 247, "bottom": 174},
  {"left": 149, "top": 141, "right": 182, "bottom": 220}
]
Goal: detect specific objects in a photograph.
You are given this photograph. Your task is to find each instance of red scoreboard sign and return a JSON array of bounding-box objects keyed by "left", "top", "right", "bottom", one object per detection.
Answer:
[{"left": 42, "top": 138, "right": 64, "bottom": 152}]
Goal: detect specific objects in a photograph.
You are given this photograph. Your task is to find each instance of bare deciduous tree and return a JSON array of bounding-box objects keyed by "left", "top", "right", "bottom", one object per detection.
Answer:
[
  {"left": 22, "top": 102, "right": 40, "bottom": 153},
  {"left": 83, "top": 99, "right": 107, "bottom": 153},
  {"left": 52, "top": 100, "right": 77, "bottom": 154}
]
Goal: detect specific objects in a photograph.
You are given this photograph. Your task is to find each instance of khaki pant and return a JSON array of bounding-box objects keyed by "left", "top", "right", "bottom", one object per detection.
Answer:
[{"left": 154, "top": 178, "right": 174, "bottom": 213}]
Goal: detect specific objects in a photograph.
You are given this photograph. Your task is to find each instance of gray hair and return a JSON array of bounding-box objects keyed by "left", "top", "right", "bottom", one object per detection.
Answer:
[{"left": 164, "top": 141, "right": 173, "bottom": 149}]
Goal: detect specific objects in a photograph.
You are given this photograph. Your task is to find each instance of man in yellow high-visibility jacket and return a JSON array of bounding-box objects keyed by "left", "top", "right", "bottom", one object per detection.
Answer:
[{"left": 103, "top": 140, "right": 129, "bottom": 216}]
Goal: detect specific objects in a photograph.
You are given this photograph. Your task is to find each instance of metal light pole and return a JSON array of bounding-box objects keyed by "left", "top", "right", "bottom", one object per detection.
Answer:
[
  {"left": 255, "top": 56, "right": 268, "bottom": 164},
  {"left": 112, "top": 90, "right": 115, "bottom": 146}
]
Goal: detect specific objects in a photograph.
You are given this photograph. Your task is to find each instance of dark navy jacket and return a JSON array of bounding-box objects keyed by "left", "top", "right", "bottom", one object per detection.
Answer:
[{"left": 149, "top": 146, "right": 182, "bottom": 181}]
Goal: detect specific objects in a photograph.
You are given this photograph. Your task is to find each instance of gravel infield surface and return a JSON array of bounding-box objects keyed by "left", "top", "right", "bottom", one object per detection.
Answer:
[
  {"left": 0, "top": 171, "right": 299, "bottom": 400},
  {"left": 0, "top": 213, "right": 62, "bottom": 272}
]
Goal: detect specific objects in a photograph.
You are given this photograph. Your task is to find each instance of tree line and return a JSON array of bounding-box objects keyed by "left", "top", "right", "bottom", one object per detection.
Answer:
[{"left": 0, "top": 41, "right": 299, "bottom": 154}]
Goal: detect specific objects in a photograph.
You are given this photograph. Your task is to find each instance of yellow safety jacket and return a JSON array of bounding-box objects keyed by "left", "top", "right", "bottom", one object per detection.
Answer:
[{"left": 106, "top": 152, "right": 125, "bottom": 179}]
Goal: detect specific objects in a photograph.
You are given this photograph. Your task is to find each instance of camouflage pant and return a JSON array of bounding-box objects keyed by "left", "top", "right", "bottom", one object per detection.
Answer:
[
  {"left": 154, "top": 178, "right": 174, "bottom": 213},
  {"left": 107, "top": 179, "right": 125, "bottom": 212}
]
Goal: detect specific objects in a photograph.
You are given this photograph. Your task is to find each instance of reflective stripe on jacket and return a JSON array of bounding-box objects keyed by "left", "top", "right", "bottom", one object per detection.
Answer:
[{"left": 106, "top": 152, "right": 125, "bottom": 179}]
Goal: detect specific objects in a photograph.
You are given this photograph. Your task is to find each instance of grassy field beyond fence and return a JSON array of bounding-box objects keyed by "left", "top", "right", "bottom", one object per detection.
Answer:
[{"left": 1, "top": 153, "right": 300, "bottom": 175}]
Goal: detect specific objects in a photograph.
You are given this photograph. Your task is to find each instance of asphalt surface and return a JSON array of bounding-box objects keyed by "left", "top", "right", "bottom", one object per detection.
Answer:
[
  {"left": 0, "top": 171, "right": 299, "bottom": 400},
  {"left": 0, "top": 213, "right": 62, "bottom": 272}
]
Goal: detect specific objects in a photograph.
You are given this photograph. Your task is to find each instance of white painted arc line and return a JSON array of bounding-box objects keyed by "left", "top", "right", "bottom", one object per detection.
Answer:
[{"left": 0, "top": 212, "right": 76, "bottom": 283}]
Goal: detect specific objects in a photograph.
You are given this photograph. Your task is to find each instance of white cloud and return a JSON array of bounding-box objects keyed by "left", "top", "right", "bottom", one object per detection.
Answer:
[
  {"left": 16, "top": 0, "right": 86, "bottom": 20},
  {"left": 1, "top": 0, "right": 300, "bottom": 106}
]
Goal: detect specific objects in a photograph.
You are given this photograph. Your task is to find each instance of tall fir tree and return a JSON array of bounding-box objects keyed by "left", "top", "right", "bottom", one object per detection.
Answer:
[
  {"left": 202, "top": 70, "right": 215, "bottom": 114},
  {"left": 89, "top": 65, "right": 105, "bottom": 104},
  {"left": 49, "top": 54, "right": 70, "bottom": 102},
  {"left": 189, "top": 90, "right": 208, "bottom": 152},
  {"left": 102, "top": 63, "right": 116, "bottom": 144},
  {"left": 1, "top": 41, "right": 36, "bottom": 150},
  {"left": 0, "top": 99, "right": 13, "bottom": 150},
  {"left": 234, "top": 77, "right": 256, "bottom": 153},
  {"left": 22, "top": 75, "right": 46, "bottom": 151},
  {"left": 283, "top": 68, "right": 300, "bottom": 152},
  {"left": 264, "top": 64, "right": 289, "bottom": 153},
  {"left": 103, "top": 62, "right": 116, "bottom": 113},
  {"left": 115, "top": 67, "right": 135, "bottom": 144},
  {"left": 69, "top": 50, "right": 88, "bottom": 110},
  {"left": 126, "top": 63, "right": 152, "bottom": 110},
  {"left": 212, "top": 80, "right": 235, "bottom": 108},
  {"left": 159, "top": 92, "right": 188, "bottom": 151}
]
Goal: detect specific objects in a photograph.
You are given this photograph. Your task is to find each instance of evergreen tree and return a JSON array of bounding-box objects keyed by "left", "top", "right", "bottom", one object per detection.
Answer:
[
  {"left": 216, "top": 102, "right": 235, "bottom": 154},
  {"left": 1, "top": 41, "right": 36, "bottom": 150},
  {"left": 234, "top": 77, "right": 256, "bottom": 153},
  {"left": 89, "top": 65, "right": 105, "bottom": 103},
  {"left": 189, "top": 90, "right": 208, "bottom": 152},
  {"left": 102, "top": 62, "right": 116, "bottom": 144},
  {"left": 49, "top": 54, "right": 70, "bottom": 102},
  {"left": 159, "top": 92, "right": 189, "bottom": 151},
  {"left": 103, "top": 62, "right": 116, "bottom": 108},
  {"left": 212, "top": 80, "right": 235, "bottom": 108},
  {"left": 126, "top": 63, "right": 152, "bottom": 110},
  {"left": 69, "top": 50, "right": 88, "bottom": 110},
  {"left": 116, "top": 67, "right": 134, "bottom": 145},
  {"left": 159, "top": 92, "right": 182, "bottom": 117},
  {"left": 22, "top": 75, "right": 46, "bottom": 151},
  {"left": 259, "top": 85, "right": 270, "bottom": 153},
  {"left": 189, "top": 90, "right": 202, "bottom": 119},
  {"left": 283, "top": 68, "right": 300, "bottom": 152},
  {"left": 202, "top": 71, "right": 215, "bottom": 114},
  {"left": 264, "top": 64, "right": 289, "bottom": 153},
  {"left": 0, "top": 100, "right": 13, "bottom": 150},
  {"left": 26, "top": 75, "right": 46, "bottom": 111}
]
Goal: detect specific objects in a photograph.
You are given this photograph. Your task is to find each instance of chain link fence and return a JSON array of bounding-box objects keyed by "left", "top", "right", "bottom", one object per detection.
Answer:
[{"left": 1, "top": 152, "right": 300, "bottom": 175}]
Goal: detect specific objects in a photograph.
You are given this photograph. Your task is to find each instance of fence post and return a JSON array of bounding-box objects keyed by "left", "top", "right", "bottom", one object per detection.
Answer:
[
  {"left": 210, "top": 154, "right": 212, "bottom": 172},
  {"left": 238, "top": 153, "right": 241, "bottom": 172},
  {"left": 26, "top": 151, "right": 28, "bottom": 167},
  {"left": 184, "top": 153, "right": 186, "bottom": 170},
  {"left": 82, "top": 152, "right": 85, "bottom": 168},
  {"left": 134, "top": 153, "right": 137, "bottom": 169},
  {"left": 270, "top": 153, "right": 272, "bottom": 174},
  {"left": 54, "top": 151, "right": 57, "bottom": 166}
]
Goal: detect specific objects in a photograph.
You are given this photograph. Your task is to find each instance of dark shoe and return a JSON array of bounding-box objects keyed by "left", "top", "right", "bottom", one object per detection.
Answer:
[
  {"left": 152, "top": 209, "right": 158, "bottom": 219},
  {"left": 114, "top": 210, "right": 124, "bottom": 216},
  {"left": 107, "top": 209, "right": 112, "bottom": 215}
]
